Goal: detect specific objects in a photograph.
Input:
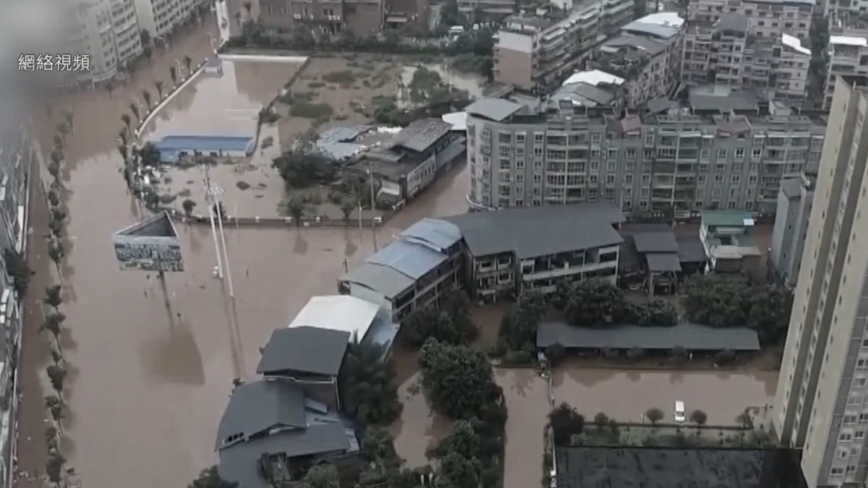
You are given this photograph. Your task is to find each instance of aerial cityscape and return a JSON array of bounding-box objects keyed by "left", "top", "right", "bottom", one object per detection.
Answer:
[{"left": 0, "top": 0, "right": 867, "bottom": 486}]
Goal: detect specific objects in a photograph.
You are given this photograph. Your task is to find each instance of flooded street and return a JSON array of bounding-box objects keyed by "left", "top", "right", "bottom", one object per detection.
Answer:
[
  {"left": 17, "top": 17, "right": 469, "bottom": 488},
  {"left": 496, "top": 369, "right": 549, "bottom": 488}
]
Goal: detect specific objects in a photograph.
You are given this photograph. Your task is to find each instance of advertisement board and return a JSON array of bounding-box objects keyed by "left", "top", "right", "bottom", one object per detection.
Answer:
[{"left": 112, "top": 212, "right": 184, "bottom": 272}]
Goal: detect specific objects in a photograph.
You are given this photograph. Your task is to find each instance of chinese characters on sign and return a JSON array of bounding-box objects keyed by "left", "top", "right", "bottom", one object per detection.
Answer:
[{"left": 17, "top": 54, "right": 91, "bottom": 72}]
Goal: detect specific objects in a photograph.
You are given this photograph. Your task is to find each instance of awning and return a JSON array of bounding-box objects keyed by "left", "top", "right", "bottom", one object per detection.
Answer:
[{"left": 646, "top": 252, "right": 682, "bottom": 273}]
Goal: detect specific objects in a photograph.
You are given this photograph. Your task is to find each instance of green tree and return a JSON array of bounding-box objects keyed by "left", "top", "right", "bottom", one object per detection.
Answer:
[
  {"left": 184, "top": 55, "right": 193, "bottom": 74},
  {"left": 428, "top": 420, "right": 480, "bottom": 460},
  {"left": 48, "top": 238, "right": 65, "bottom": 277},
  {"left": 272, "top": 149, "right": 336, "bottom": 189},
  {"left": 338, "top": 340, "right": 402, "bottom": 425},
  {"left": 142, "top": 89, "right": 152, "bottom": 109},
  {"left": 40, "top": 311, "right": 65, "bottom": 339},
  {"left": 594, "top": 412, "right": 610, "bottom": 429},
  {"left": 48, "top": 189, "right": 60, "bottom": 207},
  {"left": 438, "top": 452, "right": 481, "bottom": 488},
  {"left": 44, "top": 285, "right": 62, "bottom": 309},
  {"left": 188, "top": 466, "right": 238, "bottom": 488},
  {"left": 47, "top": 161, "right": 60, "bottom": 183},
  {"left": 362, "top": 426, "right": 401, "bottom": 470},
  {"left": 121, "top": 114, "right": 132, "bottom": 137},
  {"left": 500, "top": 290, "right": 545, "bottom": 350},
  {"left": 63, "top": 109, "right": 74, "bottom": 133},
  {"left": 55, "top": 122, "right": 69, "bottom": 140},
  {"left": 46, "top": 364, "right": 67, "bottom": 394},
  {"left": 340, "top": 201, "right": 354, "bottom": 224},
  {"left": 155, "top": 80, "right": 165, "bottom": 100},
  {"left": 140, "top": 29, "right": 151, "bottom": 46},
  {"left": 45, "top": 426, "right": 59, "bottom": 451},
  {"left": 629, "top": 298, "right": 678, "bottom": 326},
  {"left": 287, "top": 198, "right": 305, "bottom": 227},
  {"left": 681, "top": 275, "right": 749, "bottom": 327},
  {"left": 46, "top": 452, "right": 65, "bottom": 487},
  {"left": 689, "top": 409, "right": 707, "bottom": 429},
  {"left": 564, "top": 279, "right": 626, "bottom": 326},
  {"left": 746, "top": 285, "right": 793, "bottom": 345},
  {"left": 418, "top": 339, "right": 500, "bottom": 420},
  {"left": 645, "top": 407, "right": 664, "bottom": 426},
  {"left": 130, "top": 102, "right": 140, "bottom": 122},
  {"left": 170, "top": 66, "right": 178, "bottom": 86},
  {"left": 182, "top": 199, "right": 197, "bottom": 220},
  {"left": 137, "top": 142, "right": 161, "bottom": 167},
  {"left": 45, "top": 395, "right": 64, "bottom": 422},
  {"left": 106, "top": 82, "right": 114, "bottom": 98},
  {"left": 143, "top": 45, "right": 153, "bottom": 64},
  {"left": 736, "top": 410, "right": 754, "bottom": 430},
  {"left": 549, "top": 403, "right": 584, "bottom": 445},
  {"left": 3, "top": 248, "right": 31, "bottom": 297},
  {"left": 304, "top": 464, "right": 340, "bottom": 488}
]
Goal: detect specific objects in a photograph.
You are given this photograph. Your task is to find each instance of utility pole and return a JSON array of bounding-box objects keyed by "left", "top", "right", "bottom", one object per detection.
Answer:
[
  {"left": 204, "top": 167, "right": 224, "bottom": 279},
  {"left": 368, "top": 164, "right": 378, "bottom": 252},
  {"left": 205, "top": 166, "right": 235, "bottom": 297}
]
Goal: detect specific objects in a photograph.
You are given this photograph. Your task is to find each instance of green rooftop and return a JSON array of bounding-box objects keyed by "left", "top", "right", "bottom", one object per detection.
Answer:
[{"left": 701, "top": 210, "right": 755, "bottom": 228}]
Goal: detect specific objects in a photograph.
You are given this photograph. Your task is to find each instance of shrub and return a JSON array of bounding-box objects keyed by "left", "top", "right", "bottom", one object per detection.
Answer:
[
  {"left": 549, "top": 403, "right": 584, "bottom": 445},
  {"left": 322, "top": 70, "right": 356, "bottom": 84},
  {"left": 714, "top": 349, "right": 736, "bottom": 366},
  {"left": 290, "top": 101, "right": 334, "bottom": 119}
]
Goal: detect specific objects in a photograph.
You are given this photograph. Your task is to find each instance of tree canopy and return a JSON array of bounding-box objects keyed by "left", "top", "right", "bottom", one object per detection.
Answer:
[
  {"left": 304, "top": 464, "right": 341, "bottom": 488},
  {"left": 499, "top": 290, "right": 546, "bottom": 351},
  {"left": 562, "top": 279, "right": 627, "bottom": 326},
  {"left": 338, "top": 340, "right": 402, "bottom": 425},
  {"left": 549, "top": 403, "right": 585, "bottom": 445},
  {"left": 188, "top": 466, "right": 238, "bottom": 488},
  {"left": 403, "top": 288, "right": 476, "bottom": 347},
  {"left": 418, "top": 339, "right": 501, "bottom": 420},
  {"left": 272, "top": 147, "right": 336, "bottom": 189}
]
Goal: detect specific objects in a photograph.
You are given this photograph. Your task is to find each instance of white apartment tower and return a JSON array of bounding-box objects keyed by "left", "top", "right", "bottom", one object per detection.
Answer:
[
  {"left": 66, "top": 0, "right": 143, "bottom": 85},
  {"left": 775, "top": 79, "right": 868, "bottom": 487},
  {"left": 134, "top": 0, "right": 206, "bottom": 40}
]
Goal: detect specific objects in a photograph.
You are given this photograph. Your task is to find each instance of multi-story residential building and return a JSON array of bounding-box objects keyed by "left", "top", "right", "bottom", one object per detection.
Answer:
[
  {"left": 587, "top": 12, "right": 684, "bottom": 107},
  {"left": 444, "top": 203, "right": 624, "bottom": 298},
  {"left": 64, "top": 0, "right": 144, "bottom": 85},
  {"left": 699, "top": 209, "right": 763, "bottom": 279},
  {"left": 824, "top": 30, "right": 868, "bottom": 110},
  {"left": 773, "top": 79, "right": 868, "bottom": 488},
  {"left": 687, "top": 0, "right": 813, "bottom": 43},
  {"left": 681, "top": 13, "right": 810, "bottom": 104},
  {"left": 458, "top": 0, "right": 516, "bottom": 18},
  {"left": 493, "top": 4, "right": 605, "bottom": 90},
  {"left": 259, "top": 0, "right": 385, "bottom": 35},
  {"left": 770, "top": 172, "right": 815, "bottom": 287},
  {"left": 463, "top": 86, "right": 826, "bottom": 215},
  {"left": 134, "top": 0, "right": 207, "bottom": 40}
]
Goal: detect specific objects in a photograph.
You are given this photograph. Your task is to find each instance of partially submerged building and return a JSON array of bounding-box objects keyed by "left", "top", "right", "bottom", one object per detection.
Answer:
[
  {"left": 344, "top": 119, "right": 465, "bottom": 205},
  {"left": 153, "top": 135, "right": 255, "bottom": 163},
  {"left": 618, "top": 223, "right": 707, "bottom": 294},
  {"left": 700, "top": 209, "right": 763, "bottom": 279},
  {"left": 769, "top": 172, "right": 815, "bottom": 287}
]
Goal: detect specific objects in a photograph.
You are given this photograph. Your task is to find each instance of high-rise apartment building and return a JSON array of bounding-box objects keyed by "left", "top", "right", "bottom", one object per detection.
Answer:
[
  {"left": 464, "top": 86, "right": 825, "bottom": 215},
  {"left": 681, "top": 13, "right": 811, "bottom": 104},
  {"left": 774, "top": 79, "right": 868, "bottom": 488},
  {"left": 770, "top": 172, "right": 816, "bottom": 286},
  {"left": 825, "top": 30, "right": 868, "bottom": 110},
  {"left": 65, "top": 0, "right": 143, "bottom": 85},
  {"left": 258, "top": 0, "right": 385, "bottom": 35},
  {"left": 687, "top": 0, "right": 812, "bottom": 43}
]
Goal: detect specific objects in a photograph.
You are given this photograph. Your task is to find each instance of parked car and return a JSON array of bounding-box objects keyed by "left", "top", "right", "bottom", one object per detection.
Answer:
[{"left": 674, "top": 401, "right": 686, "bottom": 422}]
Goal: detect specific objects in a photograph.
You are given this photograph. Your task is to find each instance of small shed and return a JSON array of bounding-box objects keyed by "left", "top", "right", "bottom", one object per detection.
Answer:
[{"left": 154, "top": 135, "right": 254, "bottom": 163}]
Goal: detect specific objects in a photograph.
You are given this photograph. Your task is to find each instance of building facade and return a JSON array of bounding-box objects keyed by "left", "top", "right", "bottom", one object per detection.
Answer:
[
  {"left": 770, "top": 172, "right": 815, "bottom": 287},
  {"left": 588, "top": 12, "right": 684, "bottom": 108},
  {"left": 464, "top": 91, "right": 826, "bottom": 216},
  {"left": 258, "top": 0, "right": 385, "bottom": 35},
  {"left": 681, "top": 13, "right": 811, "bottom": 104},
  {"left": 687, "top": 0, "right": 813, "bottom": 43},
  {"left": 774, "top": 80, "right": 868, "bottom": 488},
  {"left": 825, "top": 32, "right": 868, "bottom": 110},
  {"left": 134, "top": 0, "right": 207, "bottom": 40},
  {"left": 65, "top": 0, "right": 144, "bottom": 85}
]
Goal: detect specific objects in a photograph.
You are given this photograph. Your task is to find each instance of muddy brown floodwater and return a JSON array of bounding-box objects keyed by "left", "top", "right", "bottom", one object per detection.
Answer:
[{"left": 17, "top": 17, "right": 470, "bottom": 488}]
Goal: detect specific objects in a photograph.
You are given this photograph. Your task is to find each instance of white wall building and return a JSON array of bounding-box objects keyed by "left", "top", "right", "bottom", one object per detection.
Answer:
[
  {"left": 63, "top": 0, "right": 143, "bottom": 85},
  {"left": 134, "top": 0, "right": 207, "bottom": 40}
]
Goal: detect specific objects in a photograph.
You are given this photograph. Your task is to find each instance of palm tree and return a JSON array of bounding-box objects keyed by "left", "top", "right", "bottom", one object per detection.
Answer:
[
  {"left": 46, "top": 452, "right": 65, "bottom": 488},
  {"left": 47, "top": 189, "right": 60, "bottom": 207},
  {"left": 155, "top": 80, "right": 164, "bottom": 100},
  {"left": 48, "top": 238, "right": 65, "bottom": 277},
  {"left": 55, "top": 122, "right": 69, "bottom": 141},
  {"left": 130, "top": 102, "right": 140, "bottom": 122},
  {"left": 47, "top": 161, "right": 60, "bottom": 185},
  {"left": 184, "top": 55, "right": 193, "bottom": 74},
  {"left": 689, "top": 409, "right": 707, "bottom": 432},
  {"left": 170, "top": 66, "right": 178, "bottom": 87},
  {"left": 63, "top": 109, "right": 74, "bottom": 133},
  {"left": 46, "top": 364, "right": 67, "bottom": 395},
  {"left": 45, "top": 426, "right": 59, "bottom": 452},
  {"left": 121, "top": 114, "right": 132, "bottom": 137},
  {"left": 45, "top": 396, "right": 64, "bottom": 426},
  {"left": 41, "top": 311, "right": 65, "bottom": 341},
  {"left": 142, "top": 89, "right": 152, "bottom": 109},
  {"left": 49, "top": 149, "right": 62, "bottom": 167},
  {"left": 44, "top": 284, "right": 62, "bottom": 310},
  {"left": 52, "top": 133, "right": 63, "bottom": 150}
]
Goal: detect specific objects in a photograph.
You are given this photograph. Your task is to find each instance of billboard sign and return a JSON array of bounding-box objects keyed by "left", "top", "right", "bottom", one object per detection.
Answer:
[{"left": 112, "top": 211, "right": 184, "bottom": 272}]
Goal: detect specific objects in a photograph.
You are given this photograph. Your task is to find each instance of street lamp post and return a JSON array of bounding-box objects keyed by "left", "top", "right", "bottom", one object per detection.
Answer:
[
  {"left": 175, "top": 59, "right": 184, "bottom": 80},
  {"left": 207, "top": 32, "right": 216, "bottom": 53},
  {"left": 203, "top": 169, "right": 224, "bottom": 279},
  {"left": 204, "top": 167, "right": 235, "bottom": 298}
]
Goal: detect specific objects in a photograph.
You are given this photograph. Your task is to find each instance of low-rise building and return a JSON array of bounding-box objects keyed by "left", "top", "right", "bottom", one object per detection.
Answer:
[
  {"left": 258, "top": 0, "right": 385, "bottom": 35},
  {"left": 681, "top": 13, "right": 810, "bottom": 104},
  {"left": 699, "top": 209, "right": 763, "bottom": 279},
  {"left": 444, "top": 203, "right": 624, "bottom": 299},
  {"left": 339, "top": 218, "right": 463, "bottom": 321},
  {"left": 587, "top": 12, "right": 685, "bottom": 108},
  {"left": 463, "top": 86, "right": 826, "bottom": 215},
  {"left": 344, "top": 119, "right": 465, "bottom": 204},
  {"left": 458, "top": 0, "right": 516, "bottom": 17},
  {"left": 687, "top": 0, "right": 812, "bottom": 43},
  {"left": 770, "top": 172, "right": 815, "bottom": 287}
]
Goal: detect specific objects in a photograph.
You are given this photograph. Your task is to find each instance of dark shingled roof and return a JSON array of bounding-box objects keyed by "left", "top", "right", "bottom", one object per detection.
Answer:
[
  {"left": 443, "top": 203, "right": 624, "bottom": 259},
  {"left": 464, "top": 99, "right": 523, "bottom": 122},
  {"left": 256, "top": 327, "right": 351, "bottom": 376},
  {"left": 646, "top": 252, "right": 682, "bottom": 272},
  {"left": 537, "top": 322, "right": 760, "bottom": 351},
  {"left": 633, "top": 231, "right": 679, "bottom": 253},
  {"left": 391, "top": 119, "right": 452, "bottom": 153},
  {"left": 677, "top": 236, "right": 708, "bottom": 264},
  {"left": 216, "top": 380, "right": 307, "bottom": 451}
]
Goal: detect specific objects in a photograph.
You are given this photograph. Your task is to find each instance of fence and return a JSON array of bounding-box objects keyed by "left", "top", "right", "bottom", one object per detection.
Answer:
[{"left": 157, "top": 205, "right": 395, "bottom": 229}]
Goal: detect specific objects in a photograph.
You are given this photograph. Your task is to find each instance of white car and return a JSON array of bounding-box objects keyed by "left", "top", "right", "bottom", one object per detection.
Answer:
[{"left": 674, "top": 401, "right": 686, "bottom": 422}]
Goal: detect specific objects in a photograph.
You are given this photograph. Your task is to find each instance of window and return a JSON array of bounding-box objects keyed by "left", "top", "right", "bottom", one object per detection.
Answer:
[
  {"left": 645, "top": 134, "right": 654, "bottom": 145},
  {"left": 752, "top": 148, "right": 762, "bottom": 158},
  {"left": 856, "top": 430, "right": 865, "bottom": 439},
  {"left": 735, "top": 148, "right": 745, "bottom": 159},
  {"left": 591, "top": 134, "right": 602, "bottom": 144},
  {"left": 607, "top": 161, "right": 617, "bottom": 171},
  {"left": 830, "top": 467, "right": 844, "bottom": 476},
  {"left": 534, "top": 133, "right": 544, "bottom": 144},
  {"left": 840, "top": 432, "right": 853, "bottom": 441},
  {"left": 717, "top": 148, "right": 727, "bottom": 159},
  {"left": 624, "top": 174, "right": 633, "bottom": 184},
  {"left": 516, "top": 133, "right": 526, "bottom": 144}
]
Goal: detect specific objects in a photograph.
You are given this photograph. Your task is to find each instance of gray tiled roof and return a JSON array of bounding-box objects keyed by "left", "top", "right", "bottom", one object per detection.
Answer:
[
  {"left": 256, "top": 327, "right": 351, "bottom": 376},
  {"left": 218, "top": 423, "right": 352, "bottom": 488},
  {"left": 401, "top": 218, "right": 462, "bottom": 251},
  {"left": 216, "top": 380, "right": 307, "bottom": 451},
  {"left": 443, "top": 203, "right": 624, "bottom": 259},
  {"left": 645, "top": 252, "right": 682, "bottom": 272},
  {"left": 781, "top": 177, "right": 803, "bottom": 199},
  {"left": 342, "top": 262, "right": 417, "bottom": 299},
  {"left": 633, "top": 231, "right": 679, "bottom": 253},
  {"left": 677, "top": 237, "right": 708, "bottom": 264},
  {"left": 464, "top": 99, "right": 523, "bottom": 122},
  {"left": 391, "top": 119, "right": 452, "bottom": 153},
  {"left": 367, "top": 239, "right": 449, "bottom": 279},
  {"left": 537, "top": 322, "right": 760, "bottom": 351}
]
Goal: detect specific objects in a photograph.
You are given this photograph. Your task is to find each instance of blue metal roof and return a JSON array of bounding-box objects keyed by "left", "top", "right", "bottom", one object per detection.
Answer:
[
  {"left": 155, "top": 135, "right": 254, "bottom": 152},
  {"left": 366, "top": 240, "right": 448, "bottom": 280},
  {"left": 401, "top": 218, "right": 462, "bottom": 251}
]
